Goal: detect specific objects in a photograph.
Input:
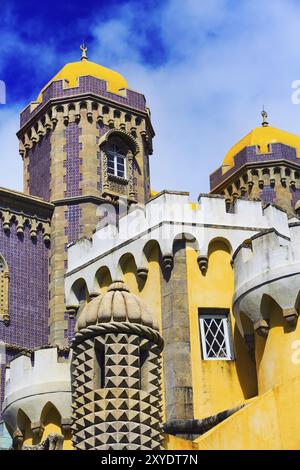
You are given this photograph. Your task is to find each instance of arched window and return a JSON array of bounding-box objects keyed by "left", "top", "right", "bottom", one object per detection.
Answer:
[
  {"left": 0, "top": 254, "right": 9, "bottom": 323},
  {"left": 106, "top": 140, "right": 127, "bottom": 179}
]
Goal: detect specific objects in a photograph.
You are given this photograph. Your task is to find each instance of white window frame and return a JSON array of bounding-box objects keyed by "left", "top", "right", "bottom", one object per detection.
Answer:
[
  {"left": 106, "top": 144, "right": 127, "bottom": 179},
  {"left": 199, "top": 311, "right": 233, "bottom": 361}
]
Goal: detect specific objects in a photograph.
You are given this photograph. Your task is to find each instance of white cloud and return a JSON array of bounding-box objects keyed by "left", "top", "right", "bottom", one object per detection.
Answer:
[
  {"left": 91, "top": 0, "right": 300, "bottom": 198},
  {"left": 3, "top": 0, "right": 300, "bottom": 199}
]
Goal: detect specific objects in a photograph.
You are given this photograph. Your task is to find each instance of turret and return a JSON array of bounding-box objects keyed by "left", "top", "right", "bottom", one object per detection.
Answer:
[
  {"left": 232, "top": 222, "right": 300, "bottom": 394},
  {"left": 210, "top": 111, "right": 300, "bottom": 216}
]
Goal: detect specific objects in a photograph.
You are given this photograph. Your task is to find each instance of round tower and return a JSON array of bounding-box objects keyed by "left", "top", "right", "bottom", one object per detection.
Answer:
[
  {"left": 2, "top": 347, "right": 72, "bottom": 450},
  {"left": 71, "top": 281, "right": 164, "bottom": 450},
  {"left": 232, "top": 221, "right": 300, "bottom": 394}
]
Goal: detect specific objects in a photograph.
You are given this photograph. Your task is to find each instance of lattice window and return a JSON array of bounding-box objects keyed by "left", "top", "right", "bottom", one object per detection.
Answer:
[
  {"left": 0, "top": 254, "right": 9, "bottom": 323},
  {"left": 199, "top": 309, "right": 233, "bottom": 360}
]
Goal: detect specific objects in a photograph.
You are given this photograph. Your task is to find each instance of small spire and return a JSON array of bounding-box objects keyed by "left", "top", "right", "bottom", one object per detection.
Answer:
[
  {"left": 261, "top": 106, "right": 269, "bottom": 127},
  {"left": 80, "top": 43, "right": 88, "bottom": 61}
]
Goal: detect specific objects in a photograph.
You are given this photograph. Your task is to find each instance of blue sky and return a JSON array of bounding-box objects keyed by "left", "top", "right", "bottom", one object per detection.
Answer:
[{"left": 1, "top": 0, "right": 300, "bottom": 198}]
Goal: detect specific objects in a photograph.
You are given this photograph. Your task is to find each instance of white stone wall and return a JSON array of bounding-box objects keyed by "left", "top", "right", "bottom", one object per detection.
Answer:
[
  {"left": 65, "top": 192, "right": 291, "bottom": 307},
  {"left": 233, "top": 222, "right": 300, "bottom": 334},
  {"left": 3, "top": 348, "right": 72, "bottom": 433}
]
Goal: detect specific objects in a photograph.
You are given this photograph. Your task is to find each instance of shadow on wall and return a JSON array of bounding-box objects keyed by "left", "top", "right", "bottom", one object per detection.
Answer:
[{"left": 234, "top": 313, "right": 258, "bottom": 400}]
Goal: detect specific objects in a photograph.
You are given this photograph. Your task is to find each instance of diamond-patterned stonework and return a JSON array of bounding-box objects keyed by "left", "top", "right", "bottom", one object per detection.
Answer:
[{"left": 72, "top": 330, "right": 163, "bottom": 450}]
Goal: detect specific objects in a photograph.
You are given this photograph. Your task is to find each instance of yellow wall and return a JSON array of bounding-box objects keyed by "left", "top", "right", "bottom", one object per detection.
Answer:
[
  {"left": 186, "top": 241, "right": 257, "bottom": 419},
  {"left": 164, "top": 434, "right": 197, "bottom": 450},
  {"left": 195, "top": 375, "right": 300, "bottom": 450}
]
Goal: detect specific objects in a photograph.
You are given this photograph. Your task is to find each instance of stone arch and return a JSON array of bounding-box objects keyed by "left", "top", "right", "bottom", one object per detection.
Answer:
[
  {"left": 0, "top": 252, "right": 9, "bottom": 323},
  {"left": 99, "top": 128, "right": 140, "bottom": 155},
  {"left": 208, "top": 237, "right": 233, "bottom": 256},
  {"left": 143, "top": 239, "right": 162, "bottom": 261},
  {"left": 172, "top": 232, "right": 200, "bottom": 253},
  {"left": 70, "top": 278, "right": 89, "bottom": 309},
  {"left": 40, "top": 402, "right": 62, "bottom": 441},
  {"left": 16, "top": 409, "right": 32, "bottom": 446},
  {"left": 94, "top": 266, "right": 112, "bottom": 294},
  {"left": 118, "top": 252, "right": 139, "bottom": 292}
]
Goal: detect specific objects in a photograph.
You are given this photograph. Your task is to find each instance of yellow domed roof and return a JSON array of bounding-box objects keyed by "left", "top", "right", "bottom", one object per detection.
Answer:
[
  {"left": 223, "top": 125, "right": 300, "bottom": 169},
  {"left": 37, "top": 57, "right": 128, "bottom": 102}
]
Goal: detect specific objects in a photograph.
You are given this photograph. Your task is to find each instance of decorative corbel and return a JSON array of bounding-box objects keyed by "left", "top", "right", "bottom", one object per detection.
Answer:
[
  {"left": 16, "top": 217, "right": 24, "bottom": 236},
  {"left": 61, "top": 418, "right": 72, "bottom": 436},
  {"left": 30, "top": 127, "right": 38, "bottom": 144},
  {"left": 2, "top": 212, "right": 11, "bottom": 232},
  {"left": 66, "top": 305, "right": 79, "bottom": 319},
  {"left": 162, "top": 255, "right": 174, "bottom": 272},
  {"left": 137, "top": 267, "right": 149, "bottom": 280},
  {"left": 254, "top": 319, "right": 269, "bottom": 337},
  {"left": 37, "top": 120, "right": 45, "bottom": 137},
  {"left": 31, "top": 421, "right": 45, "bottom": 442},
  {"left": 30, "top": 219, "right": 38, "bottom": 240},
  {"left": 12, "top": 428, "right": 24, "bottom": 450},
  {"left": 283, "top": 307, "right": 299, "bottom": 328},
  {"left": 51, "top": 107, "right": 58, "bottom": 124},
  {"left": 197, "top": 255, "right": 208, "bottom": 274},
  {"left": 45, "top": 113, "right": 52, "bottom": 130}
]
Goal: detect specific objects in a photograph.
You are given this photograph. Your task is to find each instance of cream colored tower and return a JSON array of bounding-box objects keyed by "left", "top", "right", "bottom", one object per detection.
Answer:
[{"left": 17, "top": 47, "right": 154, "bottom": 346}]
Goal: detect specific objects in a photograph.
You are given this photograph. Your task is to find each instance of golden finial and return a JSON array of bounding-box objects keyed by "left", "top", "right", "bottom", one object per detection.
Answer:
[
  {"left": 80, "top": 43, "right": 88, "bottom": 61},
  {"left": 261, "top": 107, "right": 269, "bottom": 127}
]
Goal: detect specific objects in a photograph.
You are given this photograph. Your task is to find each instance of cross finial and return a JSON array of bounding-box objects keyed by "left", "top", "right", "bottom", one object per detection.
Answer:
[
  {"left": 261, "top": 106, "right": 269, "bottom": 127},
  {"left": 80, "top": 43, "right": 88, "bottom": 61}
]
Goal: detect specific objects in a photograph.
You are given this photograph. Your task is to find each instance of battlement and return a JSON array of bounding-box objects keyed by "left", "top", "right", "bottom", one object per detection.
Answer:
[
  {"left": 233, "top": 222, "right": 300, "bottom": 295},
  {"left": 3, "top": 347, "right": 72, "bottom": 433},
  {"left": 210, "top": 143, "right": 300, "bottom": 190},
  {"left": 65, "top": 192, "right": 291, "bottom": 307},
  {"left": 232, "top": 222, "right": 300, "bottom": 338}
]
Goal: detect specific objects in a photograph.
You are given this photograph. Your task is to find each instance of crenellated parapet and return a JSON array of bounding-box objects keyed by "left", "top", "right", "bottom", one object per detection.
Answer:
[
  {"left": 18, "top": 98, "right": 153, "bottom": 160},
  {"left": 0, "top": 187, "right": 53, "bottom": 244},
  {"left": 65, "top": 192, "right": 291, "bottom": 308},
  {"left": 210, "top": 142, "right": 300, "bottom": 215},
  {"left": 2, "top": 347, "right": 72, "bottom": 449},
  {"left": 233, "top": 222, "right": 300, "bottom": 336},
  {"left": 19, "top": 75, "right": 148, "bottom": 128}
]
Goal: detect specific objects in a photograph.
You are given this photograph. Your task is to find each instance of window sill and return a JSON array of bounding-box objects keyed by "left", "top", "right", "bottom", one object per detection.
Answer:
[{"left": 108, "top": 174, "right": 128, "bottom": 185}]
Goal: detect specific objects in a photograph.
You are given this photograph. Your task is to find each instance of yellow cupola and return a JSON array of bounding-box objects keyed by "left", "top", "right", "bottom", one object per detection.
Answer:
[
  {"left": 223, "top": 110, "right": 300, "bottom": 170},
  {"left": 37, "top": 44, "right": 128, "bottom": 102}
]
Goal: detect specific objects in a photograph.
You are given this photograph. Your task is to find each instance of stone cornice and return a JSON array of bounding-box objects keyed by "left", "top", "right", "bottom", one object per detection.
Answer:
[
  {"left": 17, "top": 92, "right": 155, "bottom": 138},
  {"left": 0, "top": 187, "right": 54, "bottom": 220}
]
